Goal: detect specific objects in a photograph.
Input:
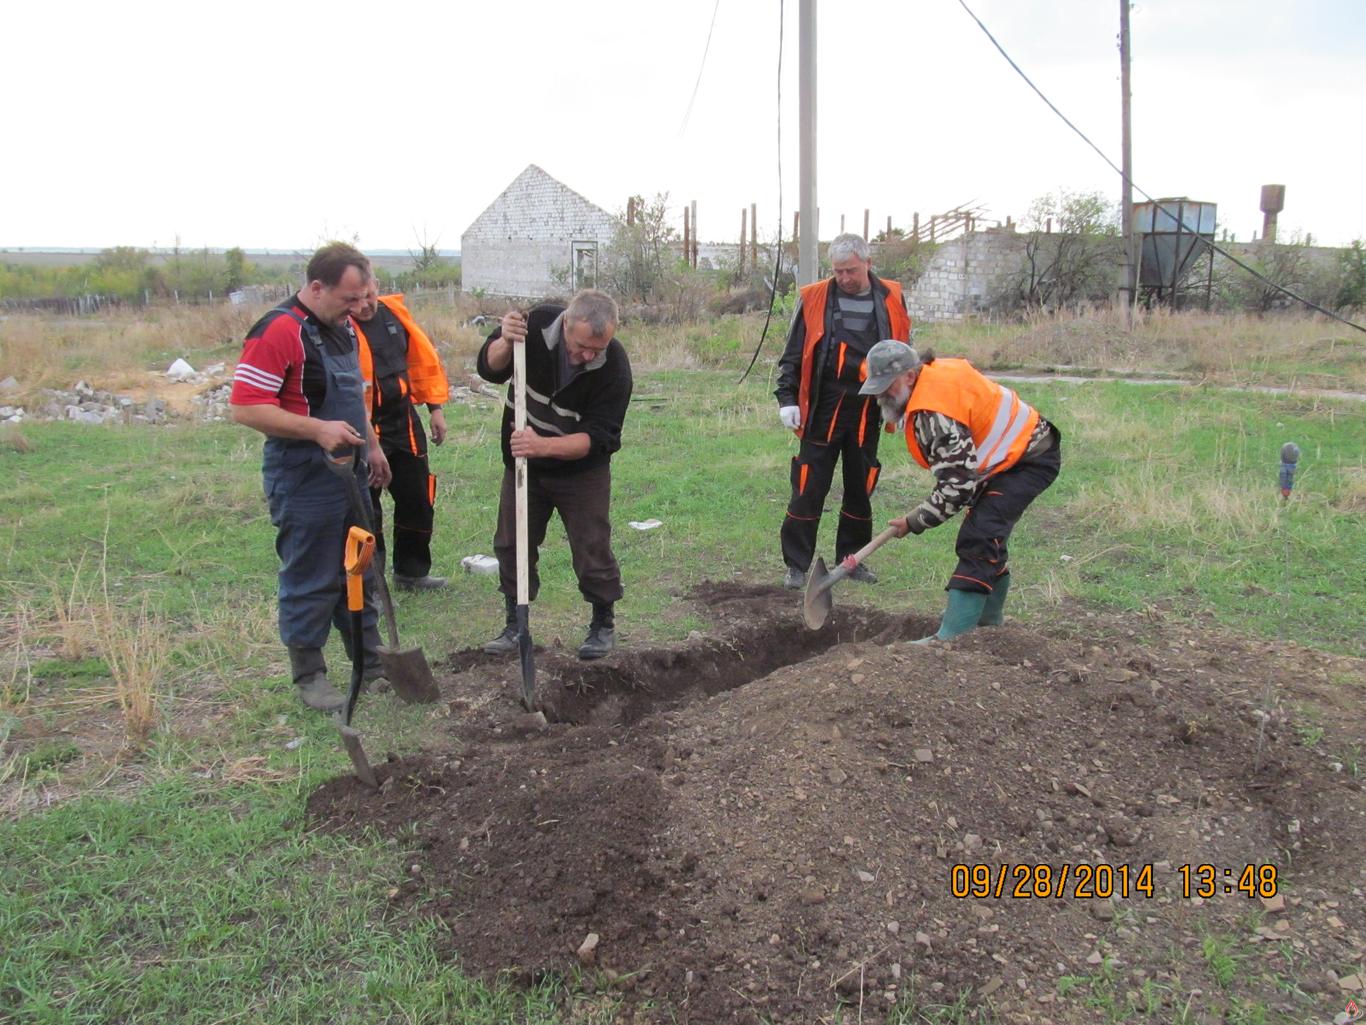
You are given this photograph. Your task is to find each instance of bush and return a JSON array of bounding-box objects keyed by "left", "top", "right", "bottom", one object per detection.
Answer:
[{"left": 991, "top": 190, "right": 1121, "bottom": 315}]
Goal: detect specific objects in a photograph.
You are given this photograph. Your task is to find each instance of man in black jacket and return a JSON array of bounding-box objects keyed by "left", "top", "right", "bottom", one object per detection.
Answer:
[
  {"left": 476, "top": 289, "right": 633, "bottom": 659},
  {"left": 774, "top": 234, "right": 911, "bottom": 589}
]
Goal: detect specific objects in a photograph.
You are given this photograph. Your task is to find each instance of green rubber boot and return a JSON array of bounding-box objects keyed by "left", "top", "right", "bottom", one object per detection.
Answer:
[
  {"left": 978, "top": 574, "right": 1011, "bottom": 626},
  {"left": 914, "top": 590, "right": 988, "bottom": 644}
]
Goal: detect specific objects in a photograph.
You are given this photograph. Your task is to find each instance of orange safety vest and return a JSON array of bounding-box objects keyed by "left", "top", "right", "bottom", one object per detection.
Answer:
[
  {"left": 354, "top": 294, "right": 450, "bottom": 406},
  {"left": 903, "top": 359, "right": 1040, "bottom": 477},
  {"left": 795, "top": 277, "right": 910, "bottom": 438}
]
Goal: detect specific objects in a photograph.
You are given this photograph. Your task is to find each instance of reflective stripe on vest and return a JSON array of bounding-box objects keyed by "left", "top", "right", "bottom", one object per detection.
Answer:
[{"left": 977, "top": 385, "right": 1033, "bottom": 474}]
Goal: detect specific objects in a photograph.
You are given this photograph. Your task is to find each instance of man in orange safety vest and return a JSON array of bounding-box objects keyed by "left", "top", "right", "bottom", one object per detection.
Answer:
[{"left": 858, "top": 339, "right": 1062, "bottom": 642}]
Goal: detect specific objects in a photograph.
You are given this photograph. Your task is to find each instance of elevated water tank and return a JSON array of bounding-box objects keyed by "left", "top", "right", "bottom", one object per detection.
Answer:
[{"left": 1133, "top": 198, "right": 1217, "bottom": 302}]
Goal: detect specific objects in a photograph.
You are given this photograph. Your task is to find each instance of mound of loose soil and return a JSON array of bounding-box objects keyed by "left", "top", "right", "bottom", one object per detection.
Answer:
[{"left": 309, "top": 583, "right": 1366, "bottom": 1024}]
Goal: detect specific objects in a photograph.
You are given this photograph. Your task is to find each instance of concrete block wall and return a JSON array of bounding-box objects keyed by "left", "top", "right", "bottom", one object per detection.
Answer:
[
  {"left": 906, "top": 232, "right": 1027, "bottom": 323},
  {"left": 462, "top": 165, "right": 618, "bottom": 298}
]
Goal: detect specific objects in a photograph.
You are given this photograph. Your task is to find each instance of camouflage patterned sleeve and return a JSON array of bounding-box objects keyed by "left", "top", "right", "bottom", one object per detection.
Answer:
[{"left": 906, "top": 411, "right": 980, "bottom": 530}]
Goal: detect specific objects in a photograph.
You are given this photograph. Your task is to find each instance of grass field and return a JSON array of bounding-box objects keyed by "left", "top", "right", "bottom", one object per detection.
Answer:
[{"left": 1, "top": 303, "right": 1363, "bottom": 1023}]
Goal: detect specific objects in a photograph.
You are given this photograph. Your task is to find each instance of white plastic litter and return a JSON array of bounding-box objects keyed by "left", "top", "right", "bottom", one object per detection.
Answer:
[
  {"left": 284, "top": 737, "right": 306, "bottom": 750},
  {"left": 461, "top": 554, "right": 499, "bottom": 575},
  {"left": 628, "top": 519, "right": 664, "bottom": 531},
  {"left": 165, "top": 358, "right": 196, "bottom": 380}
]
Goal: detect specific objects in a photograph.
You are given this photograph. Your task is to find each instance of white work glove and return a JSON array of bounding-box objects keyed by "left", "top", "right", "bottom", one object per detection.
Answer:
[{"left": 779, "top": 405, "right": 801, "bottom": 430}]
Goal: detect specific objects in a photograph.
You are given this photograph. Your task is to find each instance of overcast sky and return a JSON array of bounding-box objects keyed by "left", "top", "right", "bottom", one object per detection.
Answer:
[{"left": 4, "top": 0, "right": 1363, "bottom": 252}]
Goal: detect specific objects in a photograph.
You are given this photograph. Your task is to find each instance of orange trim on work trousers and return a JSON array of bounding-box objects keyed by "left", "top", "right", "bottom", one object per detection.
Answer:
[
  {"left": 904, "top": 359, "right": 1040, "bottom": 479},
  {"left": 795, "top": 276, "right": 910, "bottom": 439},
  {"left": 825, "top": 393, "right": 844, "bottom": 443}
]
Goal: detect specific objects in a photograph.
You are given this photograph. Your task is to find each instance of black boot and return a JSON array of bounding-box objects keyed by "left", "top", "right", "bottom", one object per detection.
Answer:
[
  {"left": 578, "top": 601, "right": 615, "bottom": 660},
  {"left": 287, "top": 646, "right": 344, "bottom": 713},
  {"left": 483, "top": 594, "right": 520, "bottom": 656}
]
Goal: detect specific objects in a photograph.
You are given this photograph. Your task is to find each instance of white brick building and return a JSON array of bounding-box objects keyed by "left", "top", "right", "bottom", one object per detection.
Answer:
[{"left": 461, "top": 165, "right": 619, "bottom": 299}]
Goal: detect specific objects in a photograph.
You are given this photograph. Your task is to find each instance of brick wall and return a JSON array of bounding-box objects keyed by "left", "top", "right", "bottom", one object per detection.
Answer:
[
  {"left": 461, "top": 165, "right": 618, "bottom": 298},
  {"left": 906, "top": 231, "right": 1028, "bottom": 323}
]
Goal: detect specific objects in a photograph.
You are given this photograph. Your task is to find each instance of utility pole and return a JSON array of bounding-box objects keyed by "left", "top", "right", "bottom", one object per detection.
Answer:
[
  {"left": 798, "top": 0, "right": 818, "bottom": 286},
  {"left": 1119, "top": 0, "right": 1136, "bottom": 329}
]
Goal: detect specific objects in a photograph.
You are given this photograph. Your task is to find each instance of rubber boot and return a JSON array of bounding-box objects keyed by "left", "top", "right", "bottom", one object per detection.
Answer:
[
  {"left": 578, "top": 601, "right": 615, "bottom": 660},
  {"left": 288, "top": 646, "right": 345, "bottom": 712},
  {"left": 978, "top": 574, "right": 1011, "bottom": 626},
  {"left": 913, "top": 590, "right": 988, "bottom": 644},
  {"left": 483, "top": 594, "right": 519, "bottom": 655}
]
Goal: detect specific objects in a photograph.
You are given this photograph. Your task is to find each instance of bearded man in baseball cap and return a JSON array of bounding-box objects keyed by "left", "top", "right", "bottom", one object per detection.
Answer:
[{"left": 859, "top": 340, "right": 1062, "bottom": 642}]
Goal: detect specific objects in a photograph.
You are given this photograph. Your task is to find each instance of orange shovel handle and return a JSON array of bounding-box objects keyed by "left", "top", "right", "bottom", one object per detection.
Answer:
[{"left": 345, "top": 526, "right": 375, "bottom": 612}]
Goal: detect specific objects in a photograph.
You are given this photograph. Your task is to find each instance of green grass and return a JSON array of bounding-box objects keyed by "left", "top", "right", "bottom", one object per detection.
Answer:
[
  {"left": 0, "top": 773, "right": 564, "bottom": 1024},
  {"left": 1, "top": 347, "right": 1363, "bottom": 1022}
]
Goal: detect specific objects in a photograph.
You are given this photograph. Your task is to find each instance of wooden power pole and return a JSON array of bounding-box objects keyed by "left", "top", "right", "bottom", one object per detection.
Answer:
[
  {"left": 798, "top": 0, "right": 818, "bottom": 286},
  {"left": 1120, "top": 0, "right": 1136, "bottom": 328}
]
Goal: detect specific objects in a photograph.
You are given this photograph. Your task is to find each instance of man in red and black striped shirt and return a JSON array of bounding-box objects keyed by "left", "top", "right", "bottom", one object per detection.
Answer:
[{"left": 230, "top": 243, "right": 392, "bottom": 713}]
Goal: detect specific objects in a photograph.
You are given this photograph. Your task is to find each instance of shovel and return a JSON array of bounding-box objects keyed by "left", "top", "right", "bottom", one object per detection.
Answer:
[
  {"left": 338, "top": 525, "right": 378, "bottom": 788},
  {"left": 512, "top": 339, "right": 537, "bottom": 710},
  {"left": 802, "top": 526, "right": 901, "bottom": 630},
  {"left": 324, "top": 448, "right": 440, "bottom": 704}
]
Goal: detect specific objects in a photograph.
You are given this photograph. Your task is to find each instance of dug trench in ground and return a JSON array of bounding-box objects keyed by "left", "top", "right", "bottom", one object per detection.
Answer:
[{"left": 309, "top": 583, "right": 1366, "bottom": 1025}]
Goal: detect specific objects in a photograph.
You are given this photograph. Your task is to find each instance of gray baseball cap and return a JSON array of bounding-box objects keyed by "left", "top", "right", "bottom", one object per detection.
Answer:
[{"left": 858, "top": 340, "right": 921, "bottom": 395}]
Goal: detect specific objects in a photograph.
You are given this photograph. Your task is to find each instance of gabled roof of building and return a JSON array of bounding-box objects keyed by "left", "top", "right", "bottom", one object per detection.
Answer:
[{"left": 462, "top": 164, "right": 618, "bottom": 240}]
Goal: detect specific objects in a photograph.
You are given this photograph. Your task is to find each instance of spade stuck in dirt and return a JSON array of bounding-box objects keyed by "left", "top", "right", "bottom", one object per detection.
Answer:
[
  {"left": 338, "top": 525, "right": 378, "bottom": 788},
  {"left": 802, "top": 526, "right": 900, "bottom": 630},
  {"left": 324, "top": 449, "right": 439, "bottom": 704},
  {"left": 512, "top": 338, "right": 539, "bottom": 713}
]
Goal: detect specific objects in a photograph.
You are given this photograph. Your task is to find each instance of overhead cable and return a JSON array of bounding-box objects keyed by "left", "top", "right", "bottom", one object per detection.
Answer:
[
  {"left": 680, "top": 0, "right": 724, "bottom": 134},
  {"left": 739, "top": 0, "right": 788, "bottom": 384}
]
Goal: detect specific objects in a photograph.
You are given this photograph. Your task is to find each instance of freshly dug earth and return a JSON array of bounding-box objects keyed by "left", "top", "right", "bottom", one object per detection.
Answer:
[{"left": 309, "top": 583, "right": 1366, "bottom": 1024}]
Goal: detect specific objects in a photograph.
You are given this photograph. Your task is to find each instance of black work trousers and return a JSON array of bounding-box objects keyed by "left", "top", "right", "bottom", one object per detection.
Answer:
[
  {"left": 780, "top": 400, "right": 882, "bottom": 572},
  {"left": 493, "top": 463, "right": 623, "bottom": 606},
  {"left": 369, "top": 446, "right": 436, "bottom": 579},
  {"left": 948, "top": 429, "right": 1062, "bottom": 594}
]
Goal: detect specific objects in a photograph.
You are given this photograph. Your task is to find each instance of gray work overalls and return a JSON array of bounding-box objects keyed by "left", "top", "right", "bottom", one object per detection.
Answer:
[{"left": 261, "top": 309, "right": 379, "bottom": 660}]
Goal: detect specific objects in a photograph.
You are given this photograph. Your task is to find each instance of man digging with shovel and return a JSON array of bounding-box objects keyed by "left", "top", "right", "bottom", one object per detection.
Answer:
[
  {"left": 858, "top": 340, "right": 1062, "bottom": 643},
  {"left": 477, "top": 290, "right": 633, "bottom": 662}
]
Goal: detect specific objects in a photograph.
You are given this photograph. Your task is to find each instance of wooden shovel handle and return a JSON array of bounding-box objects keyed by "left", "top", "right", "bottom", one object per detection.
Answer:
[
  {"left": 837, "top": 526, "right": 901, "bottom": 573},
  {"left": 513, "top": 340, "right": 530, "bottom": 607}
]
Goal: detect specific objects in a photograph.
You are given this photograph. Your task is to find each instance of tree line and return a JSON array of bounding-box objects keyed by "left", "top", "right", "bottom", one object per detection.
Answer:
[{"left": 0, "top": 243, "right": 462, "bottom": 303}]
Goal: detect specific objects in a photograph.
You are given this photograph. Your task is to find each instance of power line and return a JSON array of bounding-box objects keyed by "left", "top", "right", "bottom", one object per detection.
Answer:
[
  {"left": 955, "top": 0, "right": 1366, "bottom": 334},
  {"left": 739, "top": 0, "right": 787, "bottom": 385},
  {"left": 680, "top": 0, "right": 724, "bottom": 134}
]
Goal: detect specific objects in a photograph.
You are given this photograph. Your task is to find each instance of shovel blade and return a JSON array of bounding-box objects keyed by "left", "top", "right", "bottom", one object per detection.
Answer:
[
  {"left": 802, "top": 557, "right": 835, "bottom": 630},
  {"left": 379, "top": 644, "right": 439, "bottom": 704},
  {"left": 515, "top": 604, "right": 536, "bottom": 710},
  {"left": 337, "top": 722, "right": 378, "bottom": 788}
]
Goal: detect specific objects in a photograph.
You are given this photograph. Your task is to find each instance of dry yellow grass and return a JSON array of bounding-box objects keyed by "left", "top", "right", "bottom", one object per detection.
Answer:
[
  {"left": 3, "top": 296, "right": 1360, "bottom": 404},
  {"left": 934, "top": 304, "right": 1365, "bottom": 392},
  {"left": 94, "top": 596, "right": 168, "bottom": 751},
  {"left": 0, "top": 304, "right": 258, "bottom": 398}
]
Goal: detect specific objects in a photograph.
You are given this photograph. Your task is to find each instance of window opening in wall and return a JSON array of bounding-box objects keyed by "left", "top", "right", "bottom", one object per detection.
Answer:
[{"left": 571, "top": 241, "right": 598, "bottom": 290}]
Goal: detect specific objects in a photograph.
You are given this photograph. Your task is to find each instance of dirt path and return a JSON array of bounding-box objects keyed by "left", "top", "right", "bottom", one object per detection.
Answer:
[{"left": 309, "top": 584, "right": 1366, "bottom": 1024}]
